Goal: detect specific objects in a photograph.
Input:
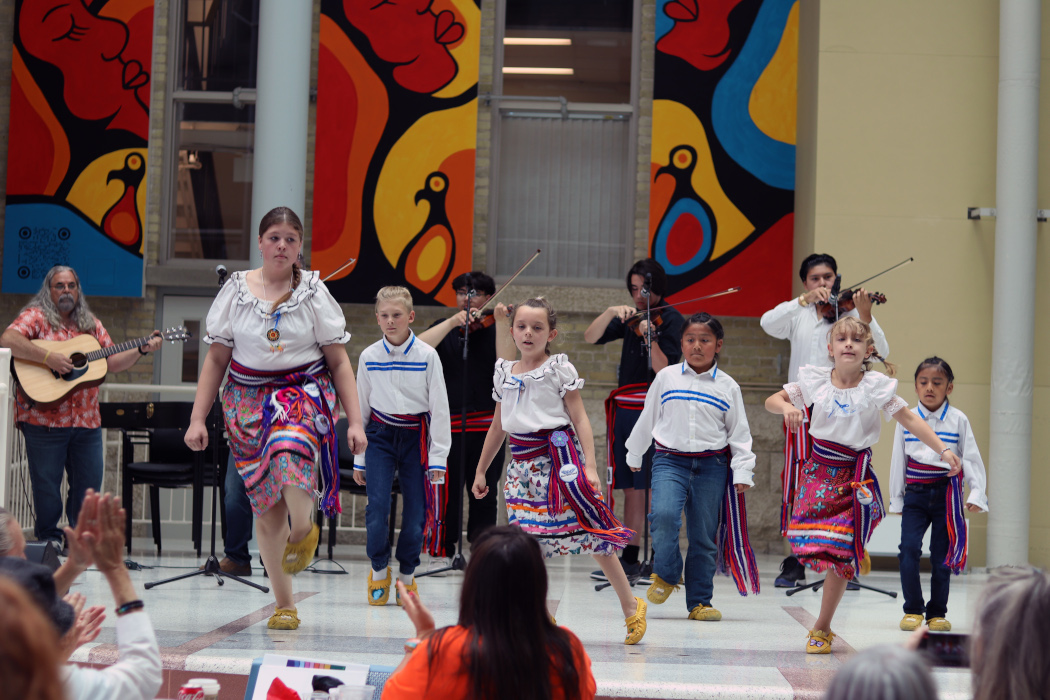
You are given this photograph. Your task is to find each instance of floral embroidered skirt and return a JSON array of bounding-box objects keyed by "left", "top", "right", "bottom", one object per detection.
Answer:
[
  {"left": 222, "top": 375, "right": 336, "bottom": 516},
  {"left": 787, "top": 456, "right": 862, "bottom": 579},
  {"left": 504, "top": 451, "right": 622, "bottom": 558}
]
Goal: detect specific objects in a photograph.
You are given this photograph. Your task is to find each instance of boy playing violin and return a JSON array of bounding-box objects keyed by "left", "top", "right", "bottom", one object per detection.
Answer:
[
  {"left": 584, "top": 259, "right": 684, "bottom": 581},
  {"left": 759, "top": 253, "right": 889, "bottom": 588},
  {"left": 417, "top": 272, "right": 515, "bottom": 570}
]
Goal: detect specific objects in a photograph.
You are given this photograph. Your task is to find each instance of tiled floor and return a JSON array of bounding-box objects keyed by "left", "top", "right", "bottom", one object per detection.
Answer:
[{"left": 69, "top": 542, "right": 978, "bottom": 699}]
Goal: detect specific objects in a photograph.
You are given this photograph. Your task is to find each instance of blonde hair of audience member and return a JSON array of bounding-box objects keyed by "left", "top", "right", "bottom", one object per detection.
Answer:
[
  {"left": 971, "top": 566, "right": 1050, "bottom": 700},
  {"left": 825, "top": 316, "right": 896, "bottom": 377},
  {"left": 0, "top": 577, "right": 64, "bottom": 700},
  {"left": 375, "top": 286, "right": 414, "bottom": 314},
  {"left": 823, "top": 644, "right": 936, "bottom": 700}
]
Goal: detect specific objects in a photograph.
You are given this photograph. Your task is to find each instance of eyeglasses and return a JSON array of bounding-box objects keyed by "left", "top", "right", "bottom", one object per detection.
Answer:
[{"left": 51, "top": 283, "right": 78, "bottom": 292}]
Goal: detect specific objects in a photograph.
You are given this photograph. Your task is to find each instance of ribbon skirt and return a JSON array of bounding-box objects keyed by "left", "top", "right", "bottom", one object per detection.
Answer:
[
  {"left": 786, "top": 438, "right": 884, "bottom": 580},
  {"left": 505, "top": 428, "right": 632, "bottom": 558}
]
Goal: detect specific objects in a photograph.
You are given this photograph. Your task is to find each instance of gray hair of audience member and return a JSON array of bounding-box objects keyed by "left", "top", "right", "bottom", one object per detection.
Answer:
[
  {"left": 823, "top": 644, "right": 937, "bottom": 700},
  {"left": 23, "top": 265, "right": 97, "bottom": 333},
  {"left": 972, "top": 566, "right": 1050, "bottom": 700},
  {"left": 0, "top": 507, "right": 14, "bottom": 556}
]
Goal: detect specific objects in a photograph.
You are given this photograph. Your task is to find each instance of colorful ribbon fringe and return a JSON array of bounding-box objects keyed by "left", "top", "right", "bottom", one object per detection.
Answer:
[
  {"left": 905, "top": 457, "right": 968, "bottom": 573},
  {"left": 228, "top": 359, "right": 341, "bottom": 517},
  {"left": 781, "top": 405, "right": 812, "bottom": 536},
  {"left": 655, "top": 444, "right": 760, "bottom": 596},
  {"left": 510, "top": 426, "right": 634, "bottom": 547},
  {"left": 370, "top": 409, "right": 448, "bottom": 558},
  {"left": 810, "top": 438, "right": 885, "bottom": 573}
]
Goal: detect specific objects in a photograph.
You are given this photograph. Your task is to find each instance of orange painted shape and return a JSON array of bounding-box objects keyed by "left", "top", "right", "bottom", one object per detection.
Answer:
[
  {"left": 433, "top": 149, "right": 476, "bottom": 306},
  {"left": 648, "top": 163, "right": 676, "bottom": 239},
  {"left": 7, "top": 48, "right": 69, "bottom": 196},
  {"left": 312, "top": 15, "right": 389, "bottom": 280},
  {"left": 404, "top": 225, "right": 453, "bottom": 295}
]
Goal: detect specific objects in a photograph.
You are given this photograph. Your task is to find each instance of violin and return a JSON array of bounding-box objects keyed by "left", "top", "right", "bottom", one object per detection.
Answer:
[
  {"left": 461, "top": 305, "right": 514, "bottom": 334},
  {"left": 626, "top": 307, "right": 664, "bottom": 337},
  {"left": 816, "top": 275, "right": 888, "bottom": 322},
  {"left": 813, "top": 258, "right": 912, "bottom": 323}
]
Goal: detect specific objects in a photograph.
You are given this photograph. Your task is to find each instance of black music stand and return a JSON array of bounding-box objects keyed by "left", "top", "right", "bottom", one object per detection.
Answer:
[{"left": 144, "top": 402, "right": 268, "bottom": 593}]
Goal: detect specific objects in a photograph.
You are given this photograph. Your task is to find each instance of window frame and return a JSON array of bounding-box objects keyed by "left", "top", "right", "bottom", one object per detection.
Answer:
[{"left": 487, "top": 0, "right": 642, "bottom": 287}]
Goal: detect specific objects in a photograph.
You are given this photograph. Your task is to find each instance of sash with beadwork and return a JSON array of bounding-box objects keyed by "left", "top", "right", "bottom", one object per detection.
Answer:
[
  {"left": 603, "top": 382, "right": 649, "bottom": 504},
  {"left": 905, "top": 457, "right": 968, "bottom": 573},
  {"left": 370, "top": 409, "right": 448, "bottom": 558},
  {"left": 655, "top": 444, "right": 761, "bottom": 595},
  {"left": 509, "top": 426, "right": 634, "bottom": 547},
  {"left": 810, "top": 438, "right": 885, "bottom": 570},
  {"left": 781, "top": 405, "right": 812, "bottom": 536},
  {"left": 228, "top": 359, "right": 341, "bottom": 517}
]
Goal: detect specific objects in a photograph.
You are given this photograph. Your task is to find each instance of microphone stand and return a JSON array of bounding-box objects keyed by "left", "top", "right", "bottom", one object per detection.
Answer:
[
  {"left": 596, "top": 278, "right": 654, "bottom": 591},
  {"left": 144, "top": 269, "right": 268, "bottom": 593},
  {"left": 417, "top": 285, "right": 475, "bottom": 578}
]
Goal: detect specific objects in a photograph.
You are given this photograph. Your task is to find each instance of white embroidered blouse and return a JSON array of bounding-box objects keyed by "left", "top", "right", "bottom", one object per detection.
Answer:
[
  {"left": 492, "top": 354, "right": 585, "bottom": 435},
  {"left": 203, "top": 270, "right": 350, "bottom": 370},
  {"left": 784, "top": 365, "right": 908, "bottom": 450}
]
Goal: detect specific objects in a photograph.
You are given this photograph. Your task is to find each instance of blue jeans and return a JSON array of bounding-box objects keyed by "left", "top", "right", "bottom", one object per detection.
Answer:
[
  {"left": 899, "top": 481, "right": 951, "bottom": 619},
  {"left": 364, "top": 422, "right": 426, "bottom": 575},
  {"left": 223, "top": 452, "right": 253, "bottom": 565},
  {"left": 19, "top": 424, "right": 103, "bottom": 542},
  {"left": 649, "top": 451, "right": 728, "bottom": 610}
]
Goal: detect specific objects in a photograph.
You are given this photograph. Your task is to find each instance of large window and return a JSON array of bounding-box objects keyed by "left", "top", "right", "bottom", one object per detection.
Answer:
[
  {"left": 491, "top": 0, "right": 637, "bottom": 284},
  {"left": 165, "top": 0, "right": 259, "bottom": 262}
]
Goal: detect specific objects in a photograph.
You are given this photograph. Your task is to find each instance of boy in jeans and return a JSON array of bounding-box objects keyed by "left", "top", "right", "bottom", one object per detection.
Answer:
[{"left": 355, "top": 287, "right": 451, "bottom": 605}]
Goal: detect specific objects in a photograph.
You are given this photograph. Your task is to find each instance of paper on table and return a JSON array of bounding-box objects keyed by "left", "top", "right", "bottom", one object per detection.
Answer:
[{"left": 251, "top": 654, "right": 370, "bottom": 700}]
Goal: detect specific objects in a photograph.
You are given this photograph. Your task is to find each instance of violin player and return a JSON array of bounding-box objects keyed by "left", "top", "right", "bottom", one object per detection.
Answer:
[
  {"left": 759, "top": 253, "right": 890, "bottom": 588},
  {"left": 584, "top": 259, "right": 685, "bottom": 581},
  {"left": 417, "top": 272, "right": 515, "bottom": 571}
]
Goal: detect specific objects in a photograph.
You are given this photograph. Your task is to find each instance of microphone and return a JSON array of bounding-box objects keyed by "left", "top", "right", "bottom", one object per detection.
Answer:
[
  {"left": 641, "top": 272, "right": 652, "bottom": 297},
  {"left": 215, "top": 264, "right": 228, "bottom": 288}
]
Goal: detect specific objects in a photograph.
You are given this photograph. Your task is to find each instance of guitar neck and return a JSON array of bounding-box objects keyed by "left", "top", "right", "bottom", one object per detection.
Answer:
[{"left": 86, "top": 336, "right": 151, "bottom": 362}]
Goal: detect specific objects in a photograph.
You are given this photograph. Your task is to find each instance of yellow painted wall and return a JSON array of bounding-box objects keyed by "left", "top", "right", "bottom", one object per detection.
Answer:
[{"left": 796, "top": 1, "right": 1050, "bottom": 567}]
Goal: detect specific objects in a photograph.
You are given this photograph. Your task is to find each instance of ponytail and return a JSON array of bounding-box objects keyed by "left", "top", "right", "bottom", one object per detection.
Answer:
[
  {"left": 869, "top": 351, "right": 896, "bottom": 377},
  {"left": 271, "top": 264, "right": 301, "bottom": 313}
]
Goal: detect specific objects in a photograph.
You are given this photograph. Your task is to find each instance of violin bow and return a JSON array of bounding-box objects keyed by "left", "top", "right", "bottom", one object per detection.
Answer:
[
  {"left": 627, "top": 286, "right": 741, "bottom": 320},
  {"left": 838, "top": 257, "right": 913, "bottom": 293},
  {"left": 321, "top": 257, "right": 357, "bottom": 282},
  {"left": 471, "top": 249, "right": 542, "bottom": 317}
]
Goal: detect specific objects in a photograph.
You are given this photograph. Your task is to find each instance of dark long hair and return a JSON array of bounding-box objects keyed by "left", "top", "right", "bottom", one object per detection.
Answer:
[{"left": 426, "top": 527, "right": 582, "bottom": 700}]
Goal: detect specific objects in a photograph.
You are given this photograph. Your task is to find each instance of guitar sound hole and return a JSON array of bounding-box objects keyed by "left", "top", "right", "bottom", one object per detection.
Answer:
[{"left": 70, "top": 353, "right": 87, "bottom": 369}]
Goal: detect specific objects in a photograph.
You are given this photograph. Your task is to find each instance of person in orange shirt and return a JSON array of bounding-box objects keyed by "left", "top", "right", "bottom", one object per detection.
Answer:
[{"left": 382, "top": 525, "right": 597, "bottom": 700}]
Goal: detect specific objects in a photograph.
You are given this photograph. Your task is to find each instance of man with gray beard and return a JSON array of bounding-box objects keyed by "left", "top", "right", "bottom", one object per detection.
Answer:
[{"left": 1, "top": 266, "right": 162, "bottom": 549}]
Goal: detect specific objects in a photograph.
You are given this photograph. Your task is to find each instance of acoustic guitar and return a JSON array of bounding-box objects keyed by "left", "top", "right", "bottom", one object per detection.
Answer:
[{"left": 12, "top": 326, "right": 191, "bottom": 407}]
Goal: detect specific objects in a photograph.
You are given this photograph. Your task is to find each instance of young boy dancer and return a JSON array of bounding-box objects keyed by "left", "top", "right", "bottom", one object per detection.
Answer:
[{"left": 356, "top": 287, "right": 451, "bottom": 605}]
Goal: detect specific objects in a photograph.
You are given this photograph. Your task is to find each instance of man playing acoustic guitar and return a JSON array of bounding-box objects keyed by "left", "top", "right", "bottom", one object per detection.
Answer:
[{"left": 1, "top": 266, "right": 162, "bottom": 551}]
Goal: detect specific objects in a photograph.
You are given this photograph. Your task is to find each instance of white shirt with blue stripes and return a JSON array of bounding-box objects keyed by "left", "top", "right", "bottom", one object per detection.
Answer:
[
  {"left": 888, "top": 401, "right": 989, "bottom": 513},
  {"left": 355, "top": 331, "right": 451, "bottom": 471},
  {"left": 624, "top": 362, "right": 756, "bottom": 486}
]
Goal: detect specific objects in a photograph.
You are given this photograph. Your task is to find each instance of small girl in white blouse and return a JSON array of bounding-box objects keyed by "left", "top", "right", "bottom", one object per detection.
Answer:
[
  {"left": 471, "top": 298, "right": 648, "bottom": 645},
  {"left": 765, "top": 317, "right": 961, "bottom": 654}
]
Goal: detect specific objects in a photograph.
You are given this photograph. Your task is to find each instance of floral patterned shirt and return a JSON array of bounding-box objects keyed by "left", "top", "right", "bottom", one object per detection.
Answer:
[{"left": 6, "top": 307, "right": 113, "bottom": 429}]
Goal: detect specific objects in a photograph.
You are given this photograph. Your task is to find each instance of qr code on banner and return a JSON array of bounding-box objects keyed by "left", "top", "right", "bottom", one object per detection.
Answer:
[{"left": 15, "top": 227, "right": 72, "bottom": 282}]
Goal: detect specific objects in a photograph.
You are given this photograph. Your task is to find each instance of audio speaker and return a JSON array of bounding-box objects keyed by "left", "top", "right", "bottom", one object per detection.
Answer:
[{"left": 24, "top": 541, "right": 61, "bottom": 572}]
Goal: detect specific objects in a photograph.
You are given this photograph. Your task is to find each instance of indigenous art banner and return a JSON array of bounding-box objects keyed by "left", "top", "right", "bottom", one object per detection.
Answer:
[
  {"left": 312, "top": 0, "right": 480, "bottom": 306},
  {"left": 649, "top": 0, "right": 797, "bottom": 317},
  {"left": 3, "top": 0, "right": 154, "bottom": 297}
]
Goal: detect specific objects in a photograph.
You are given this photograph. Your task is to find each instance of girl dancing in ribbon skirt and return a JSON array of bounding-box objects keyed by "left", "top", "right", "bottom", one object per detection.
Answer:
[
  {"left": 764, "top": 317, "right": 960, "bottom": 654},
  {"left": 472, "top": 298, "right": 647, "bottom": 645},
  {"left": 889, "top": 357, "right": 988, "bottom": 633},
  {"left": 185, "top": 207, "right": 367, "bottom": 630}
]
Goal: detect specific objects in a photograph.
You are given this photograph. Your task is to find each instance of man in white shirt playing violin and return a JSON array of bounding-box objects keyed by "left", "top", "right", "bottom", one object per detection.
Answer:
[{"left": 1, "top": 265, "right": 161, "bottom": 550}]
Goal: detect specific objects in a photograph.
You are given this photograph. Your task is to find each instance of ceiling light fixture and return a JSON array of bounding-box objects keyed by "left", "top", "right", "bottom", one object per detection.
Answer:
[
  {"left": 504, "top": 37, "right": 572, "bottom": 46},
  {"left": 502, "top": 67, "right": 574, "bottom": 75}
]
